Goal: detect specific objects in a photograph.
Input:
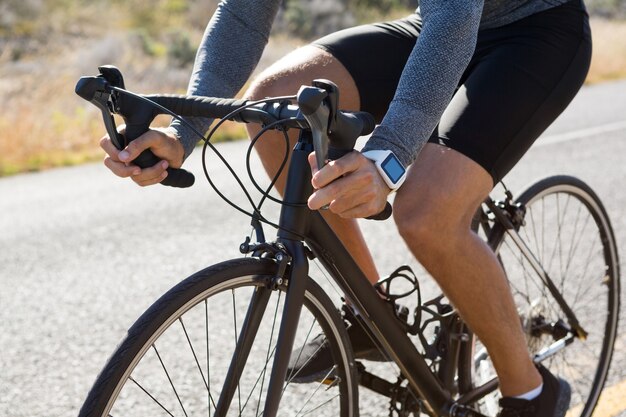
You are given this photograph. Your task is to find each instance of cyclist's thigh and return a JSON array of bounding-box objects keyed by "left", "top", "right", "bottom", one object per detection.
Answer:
[
  {"left": 394, "top": 143, "right": 493, "bottom": 231},
  {"left": 247, "top": 45, "right": 361, "bottom": 110},
  {"left": 428, "top": 0, "right": 592, "bottom": 184},
  {"left": 312, "top": 14, "right": 422, "bottom": 121}
]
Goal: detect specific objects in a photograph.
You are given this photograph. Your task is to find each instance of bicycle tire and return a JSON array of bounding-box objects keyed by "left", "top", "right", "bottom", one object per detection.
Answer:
[
  {"left": 459, "top": 175, "right": 620, "bottom": 417},
  {"left": 78, "top": 257, "right": 359, "bottom": 417}
]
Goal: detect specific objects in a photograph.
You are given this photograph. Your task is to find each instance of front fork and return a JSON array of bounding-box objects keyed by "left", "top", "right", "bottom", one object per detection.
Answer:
[
  {"left": 262, "top": 133, "right": 317, "bottom": 417},
  {"left": 261, "top": 241, "right": 310, "bottom": 417}
]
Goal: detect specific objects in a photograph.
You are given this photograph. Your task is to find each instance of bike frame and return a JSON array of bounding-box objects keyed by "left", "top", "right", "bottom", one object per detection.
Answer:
[
  {"left": 217, "top": 130, "right": 452, "bottom": 417},
  {"left": 220, "top": 128, "right": 587, "bottom": 417}
]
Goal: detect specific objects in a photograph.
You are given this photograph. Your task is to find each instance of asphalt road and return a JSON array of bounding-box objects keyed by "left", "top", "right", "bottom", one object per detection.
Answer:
[{"left": 1, "top": 80, "right": 625, "bottom": 417}]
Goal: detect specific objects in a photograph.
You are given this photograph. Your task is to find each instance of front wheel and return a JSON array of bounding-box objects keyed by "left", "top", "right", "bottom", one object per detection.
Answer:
[
  {"left": 79, "top": 257, "right": 359, "bottom": 417},
  {"left": 460, "top": 176, "right": 620, "bottom": 417}
]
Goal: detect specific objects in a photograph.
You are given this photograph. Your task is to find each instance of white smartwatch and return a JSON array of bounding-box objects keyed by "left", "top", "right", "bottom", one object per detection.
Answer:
[{"left": 362, "top": 150, "right": 407, "bottom": 191}]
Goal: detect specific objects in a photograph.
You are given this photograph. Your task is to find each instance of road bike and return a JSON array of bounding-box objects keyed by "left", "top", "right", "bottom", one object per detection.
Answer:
[{"left": 75, "top": 66, "right": 620, "bottom": 417}]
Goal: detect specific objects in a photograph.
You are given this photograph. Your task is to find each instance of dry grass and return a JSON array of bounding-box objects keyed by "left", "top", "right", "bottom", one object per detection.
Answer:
[
  {"left": 0, "top": 71, "right": 105, "bottom": 176},
  {"left": 587, "top": 18, "right": 626, "bottom": 83},
  {"left": 1, "top": 18, "right": 625, "bottom": 177}
]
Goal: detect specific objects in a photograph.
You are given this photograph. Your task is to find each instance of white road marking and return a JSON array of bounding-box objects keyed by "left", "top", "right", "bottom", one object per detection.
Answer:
[{"left": 538, "top": 120, "right": 626, "bottom": 146}]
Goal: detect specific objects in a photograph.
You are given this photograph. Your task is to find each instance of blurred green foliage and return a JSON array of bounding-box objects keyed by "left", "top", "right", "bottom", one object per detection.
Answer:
[
  {"left": 1, "top": 0, "right": 625, "bottom": 62},
  {"left": 349, "top": 0, "right": 414, "bottom": 13},
  {"left": 0, "top": 0, "right": 207, "bottom": 65},
  {"left": 3, "top": 0, "right": 625, "bottom": 41}
]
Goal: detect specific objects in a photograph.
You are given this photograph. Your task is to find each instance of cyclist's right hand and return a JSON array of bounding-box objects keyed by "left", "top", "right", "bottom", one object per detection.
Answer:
[{"left": 100, "top": 126, "right": 185, "bottom": 187}]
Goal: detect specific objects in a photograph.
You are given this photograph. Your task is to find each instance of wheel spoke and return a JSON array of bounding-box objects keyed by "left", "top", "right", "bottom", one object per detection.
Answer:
[
  {"left": 295, "top": 367, "right": 340, "bottom": 416},
  {"left": 129, "top": 376, "right": 176, "bottom": 417},
  {"left": 286, "top": 319, "right": 317, "bottom": 383},
  {"left": 296, "top": 366, "right": 338, "bottom": 412},
  {"left": 179, "top": 317, "right": 209, "bottom": 390},
  {"left": 153, "top": 343, "right": 189, "bottom": 417},
  {"left": 206, "top": 299, "right": 215, "bottom": 415},
  {"left": 232, "top": 289, "right": 242, "bottom": 415},
  {"left": 254, "top": 290, "right": 282, "bottom": 417},
  {"left": 244, "top": 344, "right": 278, "bottom": 415}
]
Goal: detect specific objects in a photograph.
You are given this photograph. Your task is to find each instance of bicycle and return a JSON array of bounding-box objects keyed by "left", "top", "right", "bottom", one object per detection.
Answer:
[{"left": 75, "top": 66, "right": 620, "bottom": 417}]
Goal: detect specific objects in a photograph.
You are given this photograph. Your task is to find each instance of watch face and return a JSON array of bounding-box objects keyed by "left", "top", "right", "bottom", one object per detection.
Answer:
[{"left": 381, "top": 154, "right": 405, "bottom": 184}]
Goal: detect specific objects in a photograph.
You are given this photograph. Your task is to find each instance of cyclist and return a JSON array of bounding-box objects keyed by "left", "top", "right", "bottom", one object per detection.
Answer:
[{"left": 100, "top": 1, "right": 591, "bottom": 416}]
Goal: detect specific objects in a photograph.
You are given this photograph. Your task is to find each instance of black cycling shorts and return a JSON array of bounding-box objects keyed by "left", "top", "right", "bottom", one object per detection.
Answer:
[{"left": 312, "top": 0, "right": 592, "bottom": 183}]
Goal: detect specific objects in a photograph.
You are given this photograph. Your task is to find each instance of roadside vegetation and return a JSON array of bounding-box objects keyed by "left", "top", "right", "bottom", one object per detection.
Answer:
[{"left": 0, "top": 0, "right": 625, "bottom": 176}]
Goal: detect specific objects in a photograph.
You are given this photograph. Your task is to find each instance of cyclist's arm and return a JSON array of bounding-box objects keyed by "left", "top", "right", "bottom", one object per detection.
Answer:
[
  {"left": 170, "top": 0, "right": 282, "bottom": 159},
  {"left": 361, "top": 0, "right": 484, "bottom": 167}
]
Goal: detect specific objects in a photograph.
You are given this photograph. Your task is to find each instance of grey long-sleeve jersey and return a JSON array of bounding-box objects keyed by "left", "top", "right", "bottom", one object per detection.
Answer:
[{"left": 170, "top": 0, "right": 568, "bottom": 167}]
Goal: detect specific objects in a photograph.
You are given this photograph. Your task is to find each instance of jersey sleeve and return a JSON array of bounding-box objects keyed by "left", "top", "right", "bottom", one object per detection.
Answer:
[
  {"left": 170, "top": 0, "right": 282, "bottom": 159},
  {"left": 361, "top": 0, "right": 485, "bottom": 167}
]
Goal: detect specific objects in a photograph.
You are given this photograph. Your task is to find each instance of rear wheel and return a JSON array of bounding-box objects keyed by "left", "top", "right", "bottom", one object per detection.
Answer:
[
  {"left": 459, "top": 176, "right": 620, "bottom": 417},
  {"left": 79, "top": 257, "right": 359, "bottom": 417}
]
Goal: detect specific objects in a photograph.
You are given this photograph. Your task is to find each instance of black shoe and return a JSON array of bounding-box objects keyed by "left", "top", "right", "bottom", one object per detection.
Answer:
[
  {"left": 498, "top": 365, "right": 571, "bottom": 417},
  {"left": 286, "top": 304, "right": 388, "bottom": 383}
]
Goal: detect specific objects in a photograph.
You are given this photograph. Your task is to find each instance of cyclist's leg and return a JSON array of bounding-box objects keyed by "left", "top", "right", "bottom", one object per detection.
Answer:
[
  {"left": 244, "top": 45, "right": 381, "bottom": 283},
  {"left": 393, "top": 145, "right": 542, "bottom": 396},
  {"left": 393, "top": 0, "right": 591, "bottom": 399}
]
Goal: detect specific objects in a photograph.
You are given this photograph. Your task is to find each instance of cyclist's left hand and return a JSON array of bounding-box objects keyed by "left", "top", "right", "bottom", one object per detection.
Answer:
[{"left": 307, "top": 151, "right": 390, "bottom": 218}]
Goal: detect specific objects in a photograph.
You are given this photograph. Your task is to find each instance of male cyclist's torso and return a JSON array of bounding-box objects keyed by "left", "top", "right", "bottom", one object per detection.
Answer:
[
  {"left": 414, "top": 0, "right": 572, "bottom": 29},
  {"left": 172, "top": 0, "right": 576, "bottom": 165},
  {"left": 478, "top": 0, "right": 572, "bottom": 28}
]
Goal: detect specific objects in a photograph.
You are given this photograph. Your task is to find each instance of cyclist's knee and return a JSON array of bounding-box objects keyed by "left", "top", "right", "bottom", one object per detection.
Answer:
[
  {"left": 393, "top": 192, "right": 472, "bottom": 257},
  {"left": 245, "top": 47, "right": 328, "bottom": 100},
  {"left": 394, "top": 200, "right": 442, "bottom": 250},
  {"left": 244, "top": 72, "right": 296, "bottom": 102},
  {"left": 244, "top": 45, "right": 359, "bottom": 108},
  {"left": 244, "top": 47, "right": 333, "bottom": 146}
]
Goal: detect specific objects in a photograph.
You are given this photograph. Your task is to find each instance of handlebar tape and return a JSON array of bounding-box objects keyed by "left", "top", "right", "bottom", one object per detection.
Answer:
[
  {"left": 329, "top": 111, "right": 375, "bottom": 152},
  {"left": 123, "top": 121, "right": 195, "bottom": 188},
  {"left": 139, "top": 96, "right": 246, "bottom": 188},
  {"left": 366, "top": 202, "right": 393, "bottom": 221},
  {"left": 149, "top": 95, "right": 247, "bottom": 119},
  {"left": 354, "top": 111, "right": 376, "bottom": 136}
]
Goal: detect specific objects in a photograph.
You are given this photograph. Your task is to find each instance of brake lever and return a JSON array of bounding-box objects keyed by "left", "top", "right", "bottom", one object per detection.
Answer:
[
  {"left": 75, "top": 75, "right": 125, "bottom": 150},
  {"left": 297, "top": 86, "right": 330, "bottom": 171},
  {"left": 76, "top": 66, "right": 195, "bottom": 188}
]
